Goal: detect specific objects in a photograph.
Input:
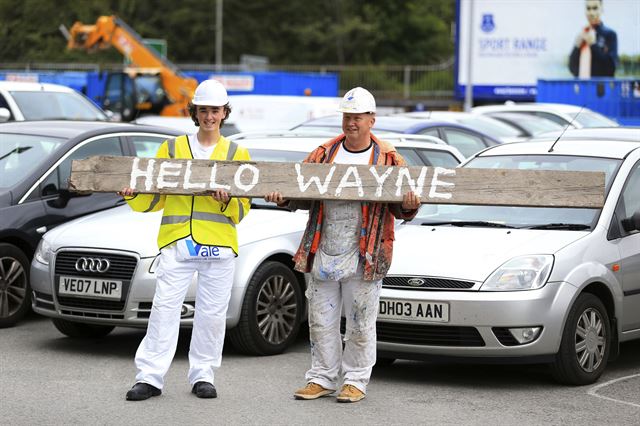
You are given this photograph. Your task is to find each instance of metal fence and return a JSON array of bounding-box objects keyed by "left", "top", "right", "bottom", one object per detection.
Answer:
[{"left": 0, "top": 60, "right": 456, "bottom": 106}]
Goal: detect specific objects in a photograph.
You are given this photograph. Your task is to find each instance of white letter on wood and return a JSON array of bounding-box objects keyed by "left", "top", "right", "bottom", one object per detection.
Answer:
[
  {"left": 335, "top": 166, "right": 363, "bottom": 197},
  {"left": 157, "top": 161, "right": 182, "bottom": 189},
  {"left": 369, "top": 166, "right": 393, "bottom": 198},
  {"left": 130, "top": 158, "right": 155, "bottom": 191},
  {"left": 395, "top": 167, "right": 428, "bottom": 197},
  {"left": 296, "top": 163, "right": 335, "bottom": 195},
  {"left": 429, "top": 167, "right": 455, "bottom": 199},
  {"left": 234, "top": 164, "right": 259, "bottom": 192},
  {"left": 183, "top": 160, "right": 205, "bottom": 189},
  {"left": 209, "top": 163, "right": 231, "bottom": 190}
]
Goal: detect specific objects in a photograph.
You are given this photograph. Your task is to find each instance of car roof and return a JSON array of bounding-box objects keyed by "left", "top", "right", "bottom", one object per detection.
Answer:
[
  {"left": 0, "top": 120, "right": 183, "bottom": 139},
  {"left": 472, "top": 103, "right": 585, "bottom": 114},
  {"left": 229, "top": 130, "right": 464, "bottom": 160},
  {"left": 295, "top": 114, "right": 490, "bottom": 135},
  {"left": 475, "top": 138, "right": 640, "bottom": 159},
  {"left": 532, "top": 127, "right": 640, "bottom": 142},
  {"left": 0, "top": 81, "right": 77, "bottom": 93}
]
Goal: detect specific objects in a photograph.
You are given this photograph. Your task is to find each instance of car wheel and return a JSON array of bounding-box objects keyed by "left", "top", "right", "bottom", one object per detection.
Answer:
[
  {"left": 228, "top": 261, "right": 303, "bottom": 356},
  {"left": 0, "top": 243, "right": 31, "bottom": 328},
  {"left": 550, "top": 293, "right": 610, "bottom": 385},
  {"left": 51, "top": 318, "right": 115, "bottom": 338}
]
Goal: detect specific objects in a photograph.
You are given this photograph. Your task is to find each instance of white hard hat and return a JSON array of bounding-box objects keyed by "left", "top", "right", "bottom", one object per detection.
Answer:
[
  {"left": 337, "top": 87, "right": 376, "bottom": 113},
  {"left": 192, "top": 79, "right": 229, "bottom": 106}
]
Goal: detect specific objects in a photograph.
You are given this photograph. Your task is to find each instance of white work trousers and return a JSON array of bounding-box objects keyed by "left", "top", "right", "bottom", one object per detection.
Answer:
[
  {"left": 134, "top": 249, "right": 234, "bottom": 389},
  {"left": 305, "top": 276, "right": 382, "bottom": 394}
]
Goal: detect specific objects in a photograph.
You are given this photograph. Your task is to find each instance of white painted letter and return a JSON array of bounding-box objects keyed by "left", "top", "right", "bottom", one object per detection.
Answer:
[
  {"left": 369, "top": 166, "right": 393, "bottom": 198},
  {"left": 209, "top": 163, "right": 231, "bottom": 190},
  {"left": 157, "top": 161, "right": 182, "bottom": 189},
  {"left": 183, "top": 160, "right": 206, "bottom": 189},
  {"left": 130, "top": 158, "right": 155, "bottom": 191},
  {"left": 429, "top": 167, "right": 455, "bottom": 199},
  {"left": 335, "top": 166, "right": 363, "bottom": 197},
  {"left": 395, "top": 166, "right": 428, "bottom": 197},
  {"left": 296, "top": 163, "right": 335, "bottom": 195},
  {"left": 234, "top": 164, "right": 259, "bottom": 192}
]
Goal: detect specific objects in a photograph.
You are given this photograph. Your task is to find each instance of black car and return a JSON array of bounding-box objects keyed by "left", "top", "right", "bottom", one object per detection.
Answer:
[{"left": 0, "top": 120, "right": 182, "bottom": 327}]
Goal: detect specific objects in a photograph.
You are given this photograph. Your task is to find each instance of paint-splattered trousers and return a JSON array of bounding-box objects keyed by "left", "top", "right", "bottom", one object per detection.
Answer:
[
  {"left": 134, "top": 247, "right": 235, "bottom": 389},
  {"left": 304, "top": 276, "right": 382, "bottom": 394}
]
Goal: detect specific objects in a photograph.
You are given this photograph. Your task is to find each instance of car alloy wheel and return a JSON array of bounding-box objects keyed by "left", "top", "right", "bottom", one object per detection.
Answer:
[
  {"left": 551, "top": 293, "right": 610, "bottom": 385},
  {"left": 575, "top": 307, "right": 606, "bottom": 373},
  {"left": 0, "top": 243, "right": 31, "bottom": 328},
  {"left": 228, "top": 261, "right": 303, "bottom": 355}
]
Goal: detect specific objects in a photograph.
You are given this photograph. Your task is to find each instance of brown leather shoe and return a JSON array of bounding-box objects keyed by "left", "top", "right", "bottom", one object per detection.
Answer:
[
  {"left": 293, "top": 382, "right": 334, "bottom": 400},
  {"left": 336, "top": 384, "right": 365, "bottom": 403}
]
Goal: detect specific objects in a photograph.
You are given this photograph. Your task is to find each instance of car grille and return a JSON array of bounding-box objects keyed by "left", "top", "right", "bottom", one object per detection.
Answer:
[
  {"left": 55, "top": 251, "right": 137, "bottom": 280},
  {"left": 377, "top": 322, "right": 485, "bottom": 347},
  {"left": 33, "top": 291, "right": 54, "bottom": 310},
  {"left": 53, "top": 250, "right": 137, "bottom": 312},
  {"left": 383, "top": 276, "right": 476, "bottom": 290},
  {"left": 340, "top": 318, "right": 485, "bottom": 347}
]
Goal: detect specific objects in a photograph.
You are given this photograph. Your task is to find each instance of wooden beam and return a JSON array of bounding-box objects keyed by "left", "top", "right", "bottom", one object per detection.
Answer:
[{"left": 69, "top": 156, "right": 606, "bottom": 208}]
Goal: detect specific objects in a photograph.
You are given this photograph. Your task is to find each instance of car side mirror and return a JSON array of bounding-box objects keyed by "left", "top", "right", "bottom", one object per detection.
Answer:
[
  {"left": 621, "top": 211, "right": 640, "bottom": 233},
  {"left": 0, "top": 107, "right": 11, "bottom": 122}
]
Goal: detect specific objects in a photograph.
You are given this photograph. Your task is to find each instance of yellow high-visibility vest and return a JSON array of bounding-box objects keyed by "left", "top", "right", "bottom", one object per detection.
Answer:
[{"left": 125, "top": 134, "right": 251, "bottom": 254}]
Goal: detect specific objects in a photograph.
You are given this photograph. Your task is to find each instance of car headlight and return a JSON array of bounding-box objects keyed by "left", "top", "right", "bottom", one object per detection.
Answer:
[
  {"left": 34, "top": 238, "right": 53, "bottom": 265},
  {"left": 481, "top": 255, "right": 554, "bottom": 291}
]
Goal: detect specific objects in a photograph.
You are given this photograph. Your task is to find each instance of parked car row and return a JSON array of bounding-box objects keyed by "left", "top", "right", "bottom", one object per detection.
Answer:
[{"left": 2, "top": 90, "right": 635, "bottom": 385}]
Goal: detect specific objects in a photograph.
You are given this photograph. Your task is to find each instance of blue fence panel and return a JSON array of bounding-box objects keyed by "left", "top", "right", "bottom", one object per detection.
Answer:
[{"left": 537, "top": 78, "right": 640, "bottom": 126}]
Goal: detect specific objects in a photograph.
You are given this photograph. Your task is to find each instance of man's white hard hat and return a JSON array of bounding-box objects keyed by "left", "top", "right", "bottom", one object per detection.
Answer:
[
  {"left": 192, "top": 79, "right": 229, "bottom": 106},
  {"left": 337, "top": 87, "right": 376, "bottom": 113}
]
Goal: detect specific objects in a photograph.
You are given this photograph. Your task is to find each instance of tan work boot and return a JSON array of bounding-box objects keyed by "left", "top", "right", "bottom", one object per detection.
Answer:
[
  {"left": 293, "top": 382, "right": 334, "bottom": 400},
  {"left": 336, "top": 384, "right": 365, "bottom": 403}
]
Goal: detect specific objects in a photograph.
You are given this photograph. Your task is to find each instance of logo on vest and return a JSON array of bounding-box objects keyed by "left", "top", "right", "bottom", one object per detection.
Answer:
[{"left": 185, "top": 239, "right": 220, "bottom": 259}]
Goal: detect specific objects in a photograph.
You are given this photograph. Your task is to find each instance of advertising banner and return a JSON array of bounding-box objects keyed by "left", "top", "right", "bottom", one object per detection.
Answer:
[{"left": 456, "top": 0, "right": 640, "bottom": 100}]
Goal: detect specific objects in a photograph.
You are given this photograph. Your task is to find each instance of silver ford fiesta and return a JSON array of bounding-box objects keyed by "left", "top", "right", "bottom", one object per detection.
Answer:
[{"left": 379, "top": 129, "right": 640, "bottom": 385}]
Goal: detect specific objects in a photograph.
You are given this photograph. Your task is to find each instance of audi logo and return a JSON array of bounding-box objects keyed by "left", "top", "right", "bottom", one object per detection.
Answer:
[{"left": 75, "top": 257, "right": 111, "bottom": 273}]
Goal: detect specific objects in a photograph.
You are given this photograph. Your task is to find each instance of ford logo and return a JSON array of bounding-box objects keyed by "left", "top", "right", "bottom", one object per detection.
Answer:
[
  {"left": 75, "top": 257, "right": 110, "bottom": 273},
  {"left": 407, "top": 278, "right": 425, "bottom": 287}
]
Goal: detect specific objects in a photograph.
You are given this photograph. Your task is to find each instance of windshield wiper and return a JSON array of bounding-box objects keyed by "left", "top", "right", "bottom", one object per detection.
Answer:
[
  {"left": 420, "top": 220, "right": 516, "bottom": 228},
  {"left": 526, "top": 223, "right": 591, "bottom": 230}
]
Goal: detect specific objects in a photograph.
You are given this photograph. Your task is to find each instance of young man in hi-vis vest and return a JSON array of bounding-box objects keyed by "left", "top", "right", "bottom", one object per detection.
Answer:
[{"left": 119, "top": 79, "right": 251, "bottom": 401}]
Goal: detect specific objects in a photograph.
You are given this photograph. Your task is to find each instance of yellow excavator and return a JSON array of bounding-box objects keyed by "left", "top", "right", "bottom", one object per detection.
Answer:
[{"left": 63, "top": 15, "right": 198, "bottom": 121}]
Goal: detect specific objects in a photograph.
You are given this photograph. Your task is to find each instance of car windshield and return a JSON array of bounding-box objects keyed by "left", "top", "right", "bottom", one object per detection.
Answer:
[
  {"left": 247, "top": 148, "right": 308, "bottom": 207},
  {"left": 570, "top": 111, "right": 618, "bottom": 128},
  {"left": 455, "top": 116, "right": 522, "bottom": 139},
  {"left": 408, "top": 154, "right": 621, "bottom": 229},
  {"left": 10, "top": 90, "right": 107, "bottom": 121},
  {"left": 0, "top": 133, "right": 65, "bottom": 188}
]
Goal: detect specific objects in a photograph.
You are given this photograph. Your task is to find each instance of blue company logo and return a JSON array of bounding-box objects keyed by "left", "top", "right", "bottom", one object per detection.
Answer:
[
  {"left": 481, "top": 13, "right": 495, "bottom": 33},
  {"left": 185, "top": 239, "right": 220, "bottom": 257}
]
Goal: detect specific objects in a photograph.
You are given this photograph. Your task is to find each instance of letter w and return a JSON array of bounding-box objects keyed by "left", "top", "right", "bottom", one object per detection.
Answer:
[{"left": 295, "top": 163, "right": 336, "bottom": 195}]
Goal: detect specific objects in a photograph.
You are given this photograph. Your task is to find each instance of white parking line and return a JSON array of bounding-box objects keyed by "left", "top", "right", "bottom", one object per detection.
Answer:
[{"left": 587, "top": 373, "right": 640, "bottom": 409}]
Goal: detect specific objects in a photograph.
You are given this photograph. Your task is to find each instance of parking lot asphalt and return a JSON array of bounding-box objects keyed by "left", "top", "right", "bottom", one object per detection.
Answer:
[{"left": 2, "top": 313, "right": 640, "bottom": 425}]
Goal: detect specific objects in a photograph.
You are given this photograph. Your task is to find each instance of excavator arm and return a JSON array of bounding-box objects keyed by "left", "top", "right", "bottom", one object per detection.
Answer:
[{"left": 67, "top": 15, "right": 197, "bottom": 116}]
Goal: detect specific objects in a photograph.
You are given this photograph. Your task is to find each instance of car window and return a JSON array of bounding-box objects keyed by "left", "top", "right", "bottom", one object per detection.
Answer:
[
  {"left": 619, "top": 161, "right": 640, "bottom": 222},
  {"left": 9, "top": 90, "right": 107, "bottom": 121},
  {"left": 416, "top": 149, "right": 460, "bottom": 168},
  {"left": 441, "top": 128, "right": 486, "bottom": 157},
  {"left": 0, "top": 93, "right": 14, "bottom": 121},
  {"left": 131, "top": 135, "right": 170, "bottom": 158},
  {"left": 417, "top": 128, "right": 440, "bottom": 138},
  {"left": 0, "top": 134, "right": 65, "bottom": 188},
  {"left": 396, "top": 148, "right": 423, "bottom": 166},
  {"left": 571, "top": 111, "right": 618, "bottom": 128},
  {"left": 531, "top": 112, "right": 570, "bottom": 127},
  {"left": 247, "top": 148, "right": 307, "bottom": 163},
  {"left": 40, "top": 136, "right": 123, "bottom": 195}
]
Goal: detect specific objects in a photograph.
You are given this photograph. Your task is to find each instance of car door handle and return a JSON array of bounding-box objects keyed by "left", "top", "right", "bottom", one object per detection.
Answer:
[{"left": 36, "top": 226, "right": 47, "bottom": 234}]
